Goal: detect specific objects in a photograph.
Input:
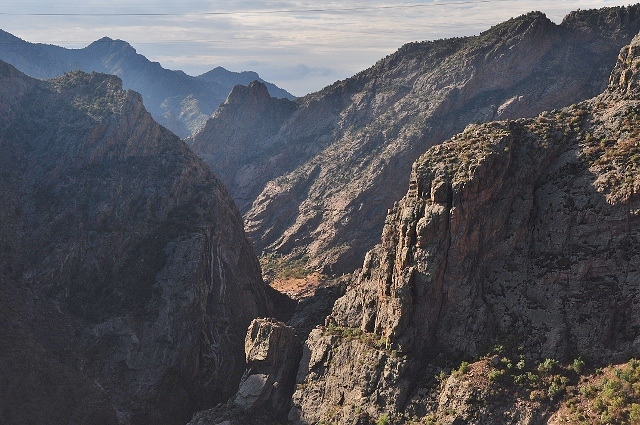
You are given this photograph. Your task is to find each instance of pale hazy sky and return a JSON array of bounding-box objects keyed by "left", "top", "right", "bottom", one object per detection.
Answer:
[{"left": 0, "top": 1, "right": 636, "bottom": 96}]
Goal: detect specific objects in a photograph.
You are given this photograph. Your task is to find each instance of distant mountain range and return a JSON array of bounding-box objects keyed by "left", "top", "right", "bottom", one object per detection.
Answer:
[{"left": 0, "top": 30, "right": 294, "bottom": 137}]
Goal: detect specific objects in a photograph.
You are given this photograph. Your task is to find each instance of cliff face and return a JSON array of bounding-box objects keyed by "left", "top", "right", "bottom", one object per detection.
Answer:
[
  {"left": 0, "top": 62, "right": 281, "bottom": 425},
  {"left": 0, "top": 31, "right": 294, "bottom": 137},
  {"left": 289, "top": 29, "right": 640, "bottom": 425},
  {"left": 189, "top": 5, "right": 640, "bottom": 275}
]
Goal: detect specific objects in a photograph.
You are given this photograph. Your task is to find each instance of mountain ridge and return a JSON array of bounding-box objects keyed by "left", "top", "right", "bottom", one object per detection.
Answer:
[
  {"left": 188, "top": 5, "right": 640, "bottom": 277},
  {"left": 288, "top": 25, "right": 640, "bottom": 425},
  {"left": 0, "top": 30, "right": 294, "bottom": 137}
]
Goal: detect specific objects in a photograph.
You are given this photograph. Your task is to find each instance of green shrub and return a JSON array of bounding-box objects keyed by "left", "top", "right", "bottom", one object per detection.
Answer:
[
  {"left": 538, "top": 358, "right": 559, "bottom": 374},
  {"left": 548, "top": 381, "right": 564, "bottom": 399},
  {"left": 457, "top": 361, "right": 470, "bottom": 375},
  {"left": 488, "top": 369, "right": 506, "bottom": 382},
  {"left": 377, "top": 413, "right": 390, "bottom": 425},
  {"left": 629, "top": 403, "right": 640, "bottom": 422},
  {"left": 581, "top": 384, "right": 597, "bottom": 399},
  {"left": 572, "top": 357, "right": 585, "bottom": 375}
]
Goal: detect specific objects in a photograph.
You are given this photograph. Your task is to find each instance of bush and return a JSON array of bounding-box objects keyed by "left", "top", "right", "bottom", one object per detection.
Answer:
[
  {"left": 377, "top": 413, "right": 390, "bottom": 425},
  {"left": 538, "top": 358, "right": 559, "bottom": 374},
  {"left": 488, "top": 369, "right": 506, "bottom": 382},
  {"left": 548, "top": 381, "right": 564, "bottom": 399},
  {"left": 457, "top": 361, "right": 470, "bottom": 375},
  {"left": 629, "top": 403, "right": 640, "bottom": 422},
  {"left": 572, "top": 357, "right": 585, "bottom": 375}
]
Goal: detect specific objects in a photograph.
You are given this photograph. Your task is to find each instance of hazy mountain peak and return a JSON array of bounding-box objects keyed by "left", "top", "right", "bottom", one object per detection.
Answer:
[
  {"left": 226, "top": 80, "right": 272, "bottom": 104},
  {"left": 199, "top": 66, "right": 260, "bottom": 81},
  {"left": 86, "top": 36, "right": 137, "bottom": 55},
  {"left": 0, "top": 30, "right": 293, "bottom": 137}
]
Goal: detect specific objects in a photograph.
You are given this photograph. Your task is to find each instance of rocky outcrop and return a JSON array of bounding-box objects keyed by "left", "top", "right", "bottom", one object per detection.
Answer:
[
  {"left": 0, "top": 62, "right": 285, "bottom": 425},
  {"left": 0, "top": 31, "right": 294, "bottom": 137},
  {"left": 190, "top": 5, "right": 640, "bottom": 276},
  {"left": 236, "top": 319, "right": 301, "bottom": 415},
  {"left": 289, "top": 29, "right": 640, "bottom": 425},
  {"left": 188, "top": 318, "right": 301, "bottom": 425}
]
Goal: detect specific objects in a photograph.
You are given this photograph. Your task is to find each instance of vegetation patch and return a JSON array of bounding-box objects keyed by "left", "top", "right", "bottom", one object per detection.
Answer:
[
  {"left": 323, "top": 324, "right": 392, "bottom": 352},
  {"left": 554, "top": 359, "right": 640, "bottom": 424},
  {"left": 260, "top": 253, "right": 312, "bottom": 282}
]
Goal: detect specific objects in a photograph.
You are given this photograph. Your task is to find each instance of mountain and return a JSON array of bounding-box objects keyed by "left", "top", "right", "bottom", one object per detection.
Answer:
[
  {"left": 187, "top": 81, "right": 298, "bottom": 211},
  {"left": 289, "top": 28, "right": 640, "bottom": 425},
  {"left": 0, "top": 61, "right": 291, "bottom": 424},
  {"left": 0, "top": 30, "right": 294, "bottom": 137},
  {"left": 188, "top": 5, "right": 640, "bottom": 277}
]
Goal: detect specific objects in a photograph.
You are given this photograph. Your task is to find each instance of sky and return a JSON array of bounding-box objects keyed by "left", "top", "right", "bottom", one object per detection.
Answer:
[{"left": 0, "top": 1, "right": 636, "bottom": 96}]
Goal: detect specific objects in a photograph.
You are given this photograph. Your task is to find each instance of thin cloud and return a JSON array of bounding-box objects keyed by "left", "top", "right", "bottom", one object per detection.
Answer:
[{"left": 0, "top": 0, "right": 635, "bottom": 95}]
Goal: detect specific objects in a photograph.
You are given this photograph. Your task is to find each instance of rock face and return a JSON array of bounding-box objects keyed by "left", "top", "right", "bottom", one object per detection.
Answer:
[
  {"left": 0, "top": 31, "right": 294, "bottom": 137},
  {"left": 0, "top": 62, "right": 284, "bottom": 424},
  {"left": 289, "top": 29, "right": 640, "bottom": 425},
  {"left": 236, "top": 318, "right": 301, "bottom": 416},
  {"left": 188, "top": 318, "right": 301, "bottom": 425},
  {"left": 188, "top": 5, "right": 640, "bottom": 276}
]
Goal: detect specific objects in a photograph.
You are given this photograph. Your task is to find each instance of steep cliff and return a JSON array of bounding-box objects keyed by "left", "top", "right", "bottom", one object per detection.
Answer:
[
  {"left": 0, "top": 31, "right": 294, "bottom": 137},
  {"left": 189, "top": 5, "right": 640, "bottom": 276},
  {"left": 290, "top": 28, "right": 640, "bottom": 425},
  {"left": 0, "top": 62, "right": 283, "bottom": 425}
]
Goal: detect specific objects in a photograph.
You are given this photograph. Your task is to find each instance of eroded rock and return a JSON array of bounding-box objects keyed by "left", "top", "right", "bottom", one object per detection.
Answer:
[{"left": 290, "top": 29, "right": 640, "bottom": 425}]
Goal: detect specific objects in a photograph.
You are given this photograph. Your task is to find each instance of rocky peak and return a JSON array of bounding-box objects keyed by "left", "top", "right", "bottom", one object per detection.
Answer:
[
  {"left": 562, "top": 4, "right": 640, "bottom": 39},
  {"left": 225, "top": 80, "right": 273, "bottom": 105},
  {"left": 479, "top": 10, "right": 552, "bottom": 39},
  {"left": 289, "top": 29, "right": 640, "bottom": 425},
  {"left": 187, "top": 82, "right": 298, "bottom": 211}
]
